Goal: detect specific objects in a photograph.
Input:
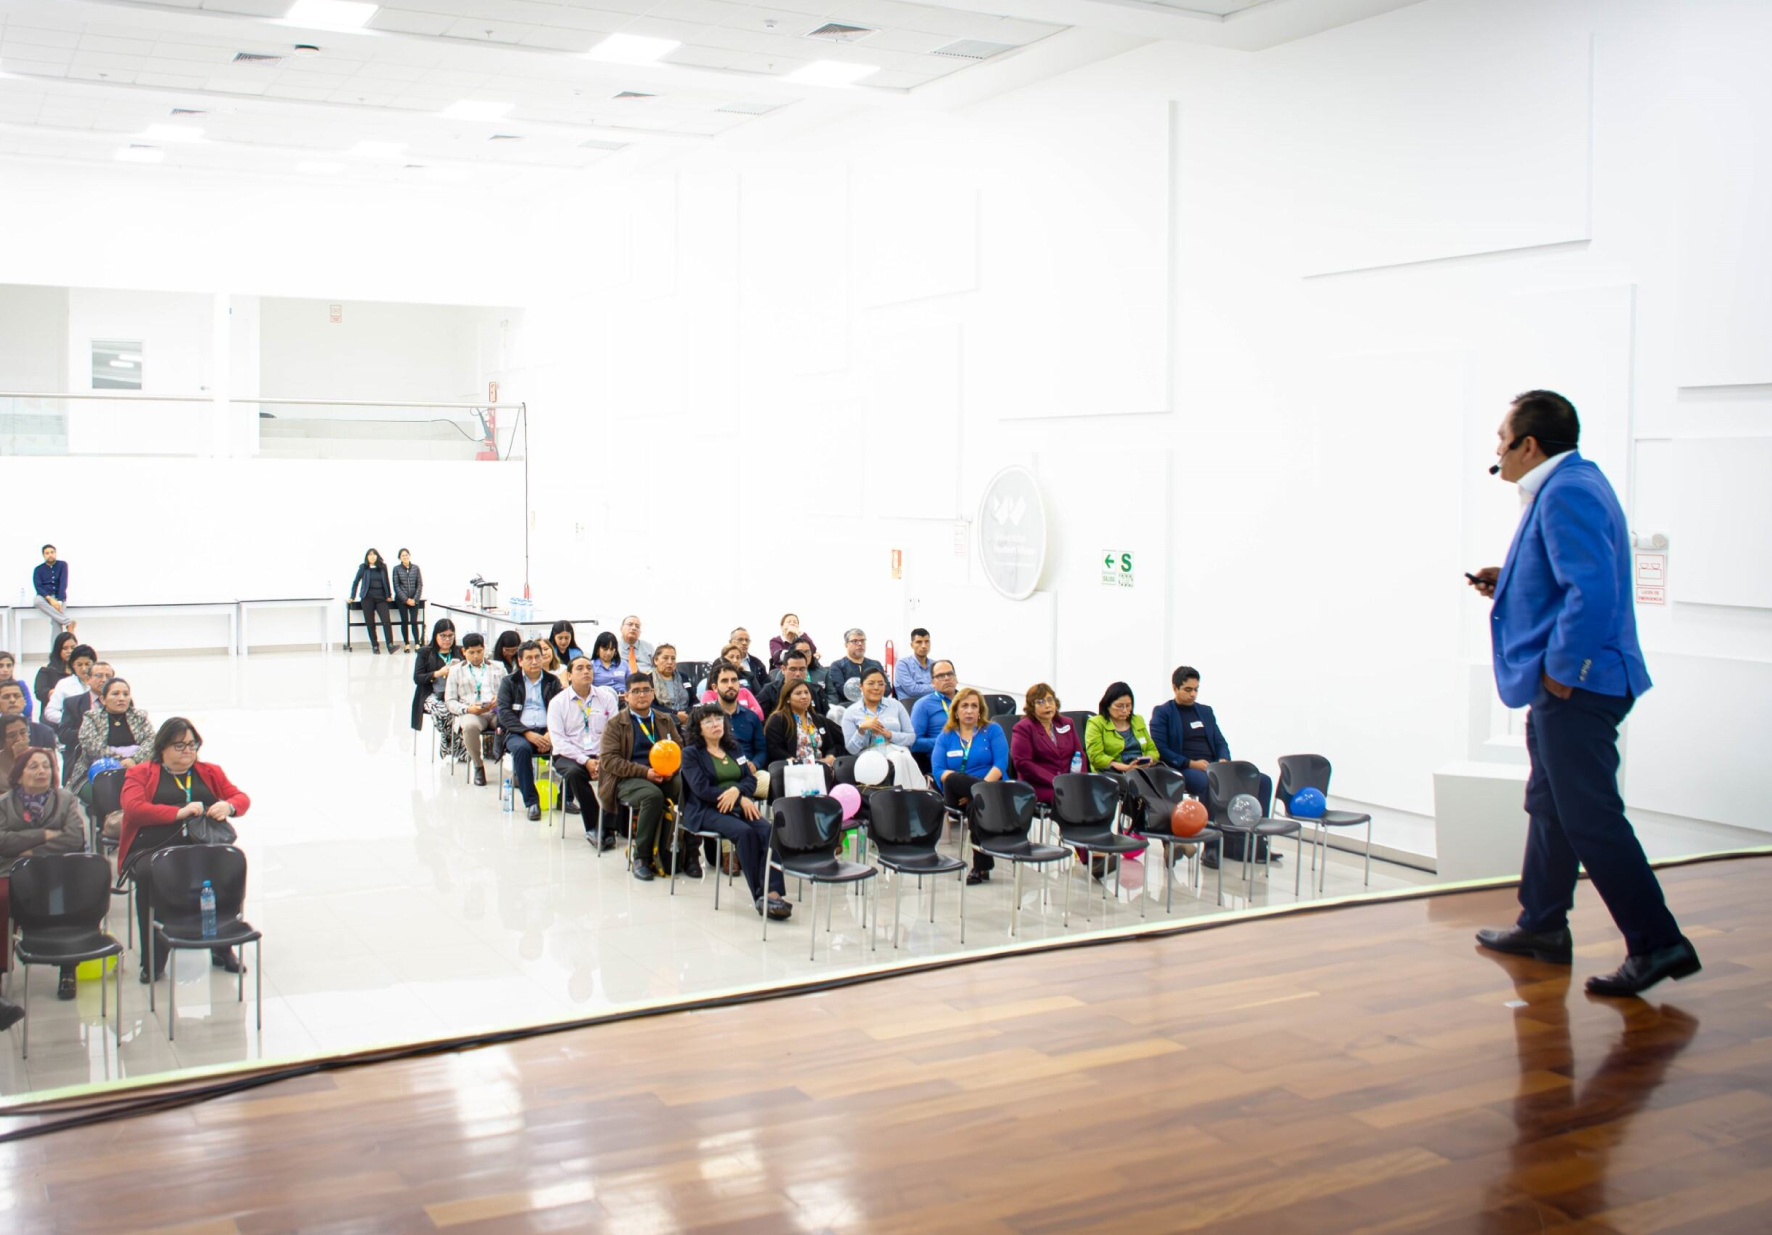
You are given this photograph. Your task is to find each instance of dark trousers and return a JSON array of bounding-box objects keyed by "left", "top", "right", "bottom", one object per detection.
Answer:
[
  {"left": 619, "top": 774, "right": 684, "bottom": 866},
  {"left": 505, "top": 732, "right": 543, "bottom": 808},
  {"left": 697, "top": 810, "right": 785, "bottom": 902},
  {"left": 125, "top": 827, "right": 231, "bottom": 976},
  {"left": 554, "top": 755, "right": 595, "bottom": 833},
  {"left": 396, "top": 600, "right": 423, "bottom": 645},
  {"left": 943, "top": 772, "right": 991, "bottom": 874},
  {"left": 359, "top": 598, "right": 393, "bottom": 648},
  {"left": 1180, "top": 766, "right": 1210, "bottom": 798},
  {"left": 1516, "top": 688, "right": 1681, "bottom": 956}
]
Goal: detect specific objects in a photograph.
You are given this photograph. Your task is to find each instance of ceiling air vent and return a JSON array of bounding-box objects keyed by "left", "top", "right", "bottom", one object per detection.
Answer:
[
  {"left": 231, "top": 51, "right": 283, "bottom": 65},
  {"left": 579, "top": 138, "right": 628, "bottom": 151},
  {"left": 931, "top": 39, "right": 1015, "bottom": 60},
  {"left": 170, "top": 107, "right": 207, "bottom": 116},
  {"left": 805, "top": 22, "right": 874, "bottom": 44},
  {"left": 489, "top": 133, "right": 523, "bottom": 141},
  {"left": 716, "top": 100, "right": 783, "bottom": 116},
  {"left": 612, "top": 91, "right": 654, "bottom": 100}
]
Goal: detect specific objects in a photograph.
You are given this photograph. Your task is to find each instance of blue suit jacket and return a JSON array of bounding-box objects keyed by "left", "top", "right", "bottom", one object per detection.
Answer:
[
  {"left": 1490, "top": 453, "right": 1651, "bottom": 708},
  {"left": 1149, "top": 700, "right": 1231, "bottom": 768}
]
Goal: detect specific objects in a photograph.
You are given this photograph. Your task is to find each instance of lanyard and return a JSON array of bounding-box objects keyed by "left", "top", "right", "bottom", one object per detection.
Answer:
[
  {"left": 579, "top": 692, "right": 601, "bottom": 729},
  {"left": 957, "top": 730, "right": 974, "bottom": 763},
  {"left": 633, "top": 712, "right": 655, "bottom": 744},
  {"left": 939, "top": 695, "right": 953, "bottom": 721},
  {"left": 467, "top": 663, "right": 485, "bottom": 696},
  {"left": 170, "top": 770, "right": 194, "bottom": 803}
]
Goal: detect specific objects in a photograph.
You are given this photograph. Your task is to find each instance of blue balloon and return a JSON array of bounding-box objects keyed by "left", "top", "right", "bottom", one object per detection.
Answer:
[
  {"left": 88, "top": 757, "right": 123, "bottom": 783},
  {"left": 1289, "top": 787, "right": 1327, "bottom": 819}
]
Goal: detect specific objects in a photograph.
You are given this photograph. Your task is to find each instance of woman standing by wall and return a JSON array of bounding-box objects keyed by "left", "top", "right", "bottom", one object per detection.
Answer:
[
  {"left": 392, "top": 549, "right": 425, "bottom": 653},
  {"left": 350, "top": 549, "right": 396, "bottom": 654}
]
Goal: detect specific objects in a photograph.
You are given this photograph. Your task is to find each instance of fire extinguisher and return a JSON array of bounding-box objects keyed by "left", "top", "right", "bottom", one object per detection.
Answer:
[{"left": 884, "top": 638, "right": 896, "bottom": 680}]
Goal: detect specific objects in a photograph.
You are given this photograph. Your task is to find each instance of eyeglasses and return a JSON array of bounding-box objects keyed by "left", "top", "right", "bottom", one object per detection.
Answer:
[
  {"left": 934, "top": 671, "right": 957, "bottom": 680},
  {"left": 627, "top": 686, "right": 654, "bottom": 696},
  {"left": 168, "top": 741, "right": 201, "bottom": 753}
]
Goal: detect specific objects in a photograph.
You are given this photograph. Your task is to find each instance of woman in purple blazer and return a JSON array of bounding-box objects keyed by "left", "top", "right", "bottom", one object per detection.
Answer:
[{"left": 1009, "top": 683, "right": 1084, "bottom": 805}]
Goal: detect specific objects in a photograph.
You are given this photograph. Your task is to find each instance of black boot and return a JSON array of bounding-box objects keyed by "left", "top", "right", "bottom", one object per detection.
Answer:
[
  {"left": 58, "top": 967, "right": 77, "bottom": 1000},
  {"left": 212, "top": 948, "right": 245, "bottom": 974}
]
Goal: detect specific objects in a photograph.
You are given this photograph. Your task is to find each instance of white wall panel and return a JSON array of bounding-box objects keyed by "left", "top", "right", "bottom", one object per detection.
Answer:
[
  {"left": 852, "top": 175, "right": 979, "bottom": 309},
  {"left": 1666, "top": 436, "right": 1772, "bottom": 610},
  {"left": 1626, "top": 652, "right": 1770, "bottom": 833},
  {"left": 861, "top": 324, "right": 960, "bottom": 520},
  {"left": 738, "top": 166, "right": 848, "bottom": 378}
]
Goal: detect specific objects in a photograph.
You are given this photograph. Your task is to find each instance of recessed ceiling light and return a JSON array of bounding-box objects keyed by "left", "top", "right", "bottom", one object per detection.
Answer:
[
  {"left": 114, "top": 145, "right": 164, "bottom": 163},
  {"left": 283, "top": 1, "right": 377, "bottom": 30},
  {"left": 349, "top": 140, "right": 405, "bottom": 157},
  {"left": 440, "top": 100, "right": 513, "bottom": 121},
  {"left": 783, "top": 60, "right": 879, "bottom": 87},
  {"left": 297, "top": 160, "right": 345, "bottom": 173},
  {"left": 585, "top": 33, "right": 680, "bottom": 65},
  {"left": 142, "top": 123, "right": 203, "bottom": 143},
  {"left": 293, "top": 44, "right": 322, "bottom": 57},
  {"left": 109, "top": 359, "right": 137, "bottom": 368}
]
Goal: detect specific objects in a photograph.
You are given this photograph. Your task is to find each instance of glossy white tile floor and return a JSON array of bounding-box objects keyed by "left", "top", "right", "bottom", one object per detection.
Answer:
[{"left": 0, "top": 648, "right": 1433, "bottom": 1098}]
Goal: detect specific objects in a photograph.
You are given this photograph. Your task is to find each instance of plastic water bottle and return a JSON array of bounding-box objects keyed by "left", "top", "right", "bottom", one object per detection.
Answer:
[
  {"left": 501, "top": 776, "right": 513, "bottom": 812},
  {"left": 1070, "top": 752, "right": 1083, "bottom": 774},
  {"left": 200, "top": 880, "right": 217, "bottom": 939}
]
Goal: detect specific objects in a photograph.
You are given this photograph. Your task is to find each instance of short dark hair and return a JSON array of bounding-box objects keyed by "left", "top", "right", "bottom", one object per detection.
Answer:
[
  {"left": 70, "top": 643, "right": 96, "bottom": 665},
  {"left": 518, "top": 639, "right": 545, "bottom": 659},
  {"left": 0, "top": 650, "right": 12, "bottom": 664},
  {"left": 782, "top": 650, "right": 808, "bottom": 668},
  {"left": 1171, "top": 665, "right": 1200, "bottom": 689},
  {"left": 0, "top": 681, "right": 22, "bottom": 700},
  {"left": 1023, "top": 683, "right": 1058, "bottom": 718},
  {"left": 592, "top": 631, "right": 619, "bottom": 660},
  {"left": 712, "top": 662, "right": 741, "bottom": 685},
  {"left": 1098, "top": 681, "right": 1134, "bottom": 717},
  {"left": 460, "top": 632, "right": 485, "bottom": 649},
  {"left": 1508, "top": 390, "right": 1580, "bottom": 457},
  {"left": 859, "top": 666, "right": 887, "bottom": 688},
  {"left": 568, "top": 655, "right": 593, "bottom": 672},
  {"left": 148, "top": 717, "right": 203, "bottom": 764},
  {"left": 625, "top": 671, "right": 653, "bottom": 689},
  {"left": 9, "top": 745, "right": 57, "bottom": 790},
  {"left": 0, "top": 714, "right": 28, "bottom": 739},
  {"left": 910, "top": 627, "right": 929, "bottom": 640},
  {"left": 41, "top": 544, "right": 54, "bottom": 553}
]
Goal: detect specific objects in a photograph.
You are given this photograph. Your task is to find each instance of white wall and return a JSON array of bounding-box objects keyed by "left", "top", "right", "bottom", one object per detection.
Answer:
[
  {"left": 0, "top": 283, "right": 68, "bottom": 391},
  {"left": 518, "top": 0, "right": 1772, "bottom": 849}
]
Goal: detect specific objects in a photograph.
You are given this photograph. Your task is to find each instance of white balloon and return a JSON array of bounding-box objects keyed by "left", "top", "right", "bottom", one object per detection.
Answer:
[
  {"left": 853, "top": 749, "right": 890, "bottom": 785},
  {"left": 1227, "top": 793, "right": 1262, "bottom": 828},
  {"left": 843, "top": 678, "right": 862, "bottom": 703}
]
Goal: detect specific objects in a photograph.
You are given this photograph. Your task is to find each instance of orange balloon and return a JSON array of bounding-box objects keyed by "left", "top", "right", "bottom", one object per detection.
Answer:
[
  {"left": 648, "top": 739, "right": 682, "bottom": 777},
  {"left": 1172, "top": 799, "right": 1208, "bottom": 837}
]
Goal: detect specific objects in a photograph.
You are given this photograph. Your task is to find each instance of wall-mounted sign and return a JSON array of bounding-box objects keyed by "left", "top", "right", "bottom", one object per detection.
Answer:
[
  {"left": 329, "top": 304, "right": 343, "bottom": 324},
  {"left": 977, "top": 466, "right": 1047, "bottom": 601},
  {"left": 1635, "top": 551, "right": 1666, "bottom": 605},
  {"left": 890, "top": 548, "right": 902, "bottom": 580},
  {"left": 1101, "top": 550, "right": 1135, "bottom": 589}
]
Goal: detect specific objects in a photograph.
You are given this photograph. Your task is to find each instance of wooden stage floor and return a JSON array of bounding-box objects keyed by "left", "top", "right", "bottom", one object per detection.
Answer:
[{"left": 5, "top": 855, "right": 1770, "bottom": 1234}]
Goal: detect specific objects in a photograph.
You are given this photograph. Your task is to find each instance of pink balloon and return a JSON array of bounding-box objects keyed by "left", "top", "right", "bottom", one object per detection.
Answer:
[{"left": 831, "top": 783, "right": 862, "bottom": 822}]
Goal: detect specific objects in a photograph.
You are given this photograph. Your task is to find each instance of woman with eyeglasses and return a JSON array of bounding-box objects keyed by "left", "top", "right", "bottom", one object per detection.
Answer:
[
  {"left": 119, "top": 718, "right": 252, "bottom": 983},
  {"left": 411, "top": 618, "right": 460, "bottom": 757}
]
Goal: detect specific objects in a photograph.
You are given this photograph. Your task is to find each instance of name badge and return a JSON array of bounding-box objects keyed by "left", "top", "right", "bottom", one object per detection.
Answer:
[
  {"left": 1055, "top": 725, "right": 1071, "bottom": 734},
  {"left": 947, "top": 750, "right": 964, "bottom": 759},
  {"left": 1190, "top": 721, "right": 1205, "bottom": 730}
]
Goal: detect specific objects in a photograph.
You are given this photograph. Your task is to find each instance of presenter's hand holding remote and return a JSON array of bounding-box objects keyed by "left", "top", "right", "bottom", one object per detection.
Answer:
[{"left": 1466, "top": 566, "right": 1499, "bottom": 599}]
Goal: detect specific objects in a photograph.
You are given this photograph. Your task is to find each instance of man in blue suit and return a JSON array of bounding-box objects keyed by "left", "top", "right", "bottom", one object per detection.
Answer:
[{"left": 1470, "top": 390, "right": 1698, "bottom": 996}]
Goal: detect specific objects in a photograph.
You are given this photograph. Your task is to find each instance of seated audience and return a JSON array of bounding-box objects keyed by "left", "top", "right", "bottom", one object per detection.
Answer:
[
  {"left": 589, "top": 631, "right": 628, "bottom": 694},
  {"left": 841, "top": 667, "right": 925, "bottom": 789},
  {"left": 699, "top": 645, "right": 764, "bottom": 719},
  {"left": 910, "top": 660, "right": 959, "bottom": 764},
  {"left": 33, "top": 632, "right": 77, "bottom": 724},
  {"left": 598, "top": 674, "right": 688, "bottom": 882},
  {"left": 411, "top": 619, "right": 459, "bottom": 753},
  {"left": 703, "top": 663, "right": 768, "bottom": 789},
  {"left": 537, "top": 640, "right": 562, "bottom": 677},
  {"left": 1085, "top": 682, "right": 1158, "bottom": 775},
  {"left": 650, "top": 643, "right": 696, "bottom": 727},
  {"left": 492, "top": 629, "right": 522, "bottom": 676},
  {"left": 764, "top": 681, "right": 845, "bottom": 775},
  {"left": 55, "top": 659, "right": 113, "bottom": 772},
  {"left": 549, "top": 621, "right": 584, "bottom": 666},
  {"left": 1, "top": 746, "right": 88, "bottom": 998},
  {"left": 43, "top": 642, "right": 97, "bottom": 727},
  {"left": 446, "top": 633, "right": 506, "bottom": 786},
  {"left": 495, "top": 640, "right": 562, "bottom": 821},
  {"left": 894, "top": 627, "right": 937, "bottom": 705},
  {"left": 756, "top": 649, "right": 828, "bottom": 717},
  {"left": 769, "top": 613, "right": 816, "bottom": 670},
  {"left": 931, "top": 688, "right": 1009, "bottom": 884},
  {"left": 548, "top": 656, "right": 620, "bottom": 846},
  {"left": 0, "top": 715, "right": 31, "bottom": 783},
  {"left": 617, "top": 614, "right": 655, "bottom": 674},
  {"left": 0, "top": 650, "right": 33, "bottom": 721},
  {"left": 0, "top": 681, "right": 56, "bottom": 750},
  {"left": 1010, "top": 683, "right": 1085, "bottom": 808},
  {"left": 681, "top": 705, "right": 790, "bottom": 919},
  {"left": 118, "top": 718, "right": 251, "bottom": 981},
  {"left": 728, "top": 628, "right": 769, "bottom": 688},
  {"left": 68, "top": 676, "right": 152, "bottom": 790},
  {"left": 1150, "top": 665, "right": 1231, "bottom": 799},
  {"left": 827, "top": 628, "right": 886, "bottom": 707}
]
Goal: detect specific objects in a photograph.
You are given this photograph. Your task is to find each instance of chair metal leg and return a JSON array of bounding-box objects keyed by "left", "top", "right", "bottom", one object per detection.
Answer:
[
  {"left": 825, "top": 879, "right": 834, "bottom": 935},
  {"left": 1295, "top": 833, "right": 1303, "bottom": 895},
  {"left": 127, "top": 882, "right": 133, "bottom": 951},
  {"left": 958, "top": 868, "right": 966, "bottom": 945},
  {"left": 115, "top": 948, "right": 123, "bottom": 1043},
  {"left": 892, "top": 868, "right": 902, "bottom": 949},
  {"left": 256, "top": 939, "right": 263, "bottom": 1030},
  {"left": 168, "top": 952, "right": 177, "bottom": 1041},
  {"left": 711, "top": 840, "right": 722, "bottom": 912},
  {"left": 808, "top": 882, "right": 818, "bottom": 961},
  {"left": 19, "top": 963, "right": 27, "bottom": 1059},
  {"left": 762, "top": 855, "right": 773, "bottom": 943},
  {"left": 870, "top": 878, "right": 877, "bottom": 952},
  {"left": 1062, "top": 854, "right": 1072, "bottom": 928},
  {"left": 1011, "top": 861, "right": 1022, "bottom": 937},
  {"left": 1364, "top": 819, "right": 1373, "bottom": 886}
]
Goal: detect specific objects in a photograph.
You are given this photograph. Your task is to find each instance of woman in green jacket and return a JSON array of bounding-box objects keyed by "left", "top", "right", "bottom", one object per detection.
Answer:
[{"left": 1084, "top": 681, "right": 1159, "bottom": 774}]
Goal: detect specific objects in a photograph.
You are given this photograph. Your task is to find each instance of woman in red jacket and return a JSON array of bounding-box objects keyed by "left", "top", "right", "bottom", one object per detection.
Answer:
[
  {"left": 119, "top": 717, "right": 251, "bottom": 983},
  {"left": 1009, "top": 683, "right": 1084, "bottom": 807}
]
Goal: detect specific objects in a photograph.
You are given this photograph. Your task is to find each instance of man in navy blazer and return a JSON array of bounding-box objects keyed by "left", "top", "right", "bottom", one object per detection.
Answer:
[
  {"left": 1151, "top": 665, "right": 1272, "bottom": 866},
  {"left": 1470, "top": 390, "right": 1697, "bottom": 996}
]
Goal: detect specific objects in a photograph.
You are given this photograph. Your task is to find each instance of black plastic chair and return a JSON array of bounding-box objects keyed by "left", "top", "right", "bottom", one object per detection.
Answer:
[
  {"left": 831, "top": 754, "right": 895, "bottom": 865},
  {"left": 764, "top": 796, "right": 877, "bottom": 960},
  {"left": 1207, "top": 761, "right": 1302, "bottom": 893},
  {"left": 982, "top": 694, "right": 1017, "bottom": 721},
  {"left": 8, "top": 853, "right": 123, "bottom": 1058},
  {"left": 867, "top": 789, "right": 967, "bottom": 947},
  {"left": 146, "top": 845, "right": 263, "bottom": 1039},
  {"left": 990, "top": 717, "right": 1018, "bottom": 777},
  {"left": 970, "top": 780, "right": 1068, "bottom": 937},
  {"left": 1051, "top": 773, "right": 1150, "bottom": 924},
  {"left": 1125, "top": 764, "right": 1223, "bottom": 910},
  {"left": 1061, "top": 710, "right": 1095, "bottom": 738},
  {"left": 1276, "top": 755, "right": 1374, "bottom": 893}
]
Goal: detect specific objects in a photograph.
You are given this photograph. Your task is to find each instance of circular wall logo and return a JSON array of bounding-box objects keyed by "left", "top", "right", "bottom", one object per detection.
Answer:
[{"left": 976, "top": 465, "right": 1047, "bottom": 601}]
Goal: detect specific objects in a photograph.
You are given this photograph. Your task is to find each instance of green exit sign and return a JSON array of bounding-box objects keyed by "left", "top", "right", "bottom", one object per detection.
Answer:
[{"left": 1101, "top": 550, "right": 1135, "bottom": 589}]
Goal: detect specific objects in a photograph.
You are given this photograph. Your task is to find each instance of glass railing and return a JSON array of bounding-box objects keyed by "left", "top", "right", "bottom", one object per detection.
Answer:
[{"left": 0, "top": 393, "right": 525, "bottom": 462}]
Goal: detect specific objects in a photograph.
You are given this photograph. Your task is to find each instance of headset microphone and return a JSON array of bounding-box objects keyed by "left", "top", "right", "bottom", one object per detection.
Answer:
[{"left": 1490, "top": 436, "right": 1523, "bottom": 476}]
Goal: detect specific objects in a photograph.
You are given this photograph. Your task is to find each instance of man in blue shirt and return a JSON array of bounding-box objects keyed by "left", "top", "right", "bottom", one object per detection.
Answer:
[
  {"left": 1469, "top": 390, "right": 1696, "bottom": 997},
  {"left": 893, "top": 627, "right": 935, "bottom": 705},
  {"left": 909, "top": 660, "right": 958, "bottom": 771},
  {"left": 709, "top": 663, "right": 767, "bottom": 782},
  {"left": 494, "top": 641, "right": 562, "bottom": 820},
  {"left": 31, "top": 545, "right": 75, "bottom": 635}
]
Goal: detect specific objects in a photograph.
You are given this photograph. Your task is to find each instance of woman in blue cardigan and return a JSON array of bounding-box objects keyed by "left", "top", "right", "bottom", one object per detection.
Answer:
[
  {"left": 931, "top": 687, "right": 1009, "bottom": 884},
  {"left": 680, "top": 706, "right": 791, "bottom": 920}
]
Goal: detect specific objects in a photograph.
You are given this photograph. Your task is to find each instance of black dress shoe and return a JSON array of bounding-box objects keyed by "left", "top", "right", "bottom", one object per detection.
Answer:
[
  {"left": 372, "top": 645, "right": 382, "bottom": 655},
  {"left": 1586, "top": 938, "right": 1702, "bottom": 997},
  {"left": 631, "top": 860, "right": 655, "bottom": 882},
  {"left": 598, "top": 832, "right": 620, "bottom": 852},
  {"left": 565, "top": 800, "right": 581, "bottom": 815},
  {"left": 212, "top": 948, "right": 245, "bottom": 974},
  {"left": 966, "top": 869, "right": 987, "bottom": 886},
  {"left": 0, "top": 998, "right": 22, "bottom": 1033},
  {"left": 526, "top": 803, "right": 541, "bottom": 821},
  {"left": 680, "top": 855, "right": 704, "bottom": 880},
  {"left": 57, "top": 969, "right": 77, "bottom": 1000},
  {"left": 473, "top": 767, "right": 487, "bottom": 787},
  {"left": 1475, "top": 925, "right": 1573, "bottom": 964}
]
